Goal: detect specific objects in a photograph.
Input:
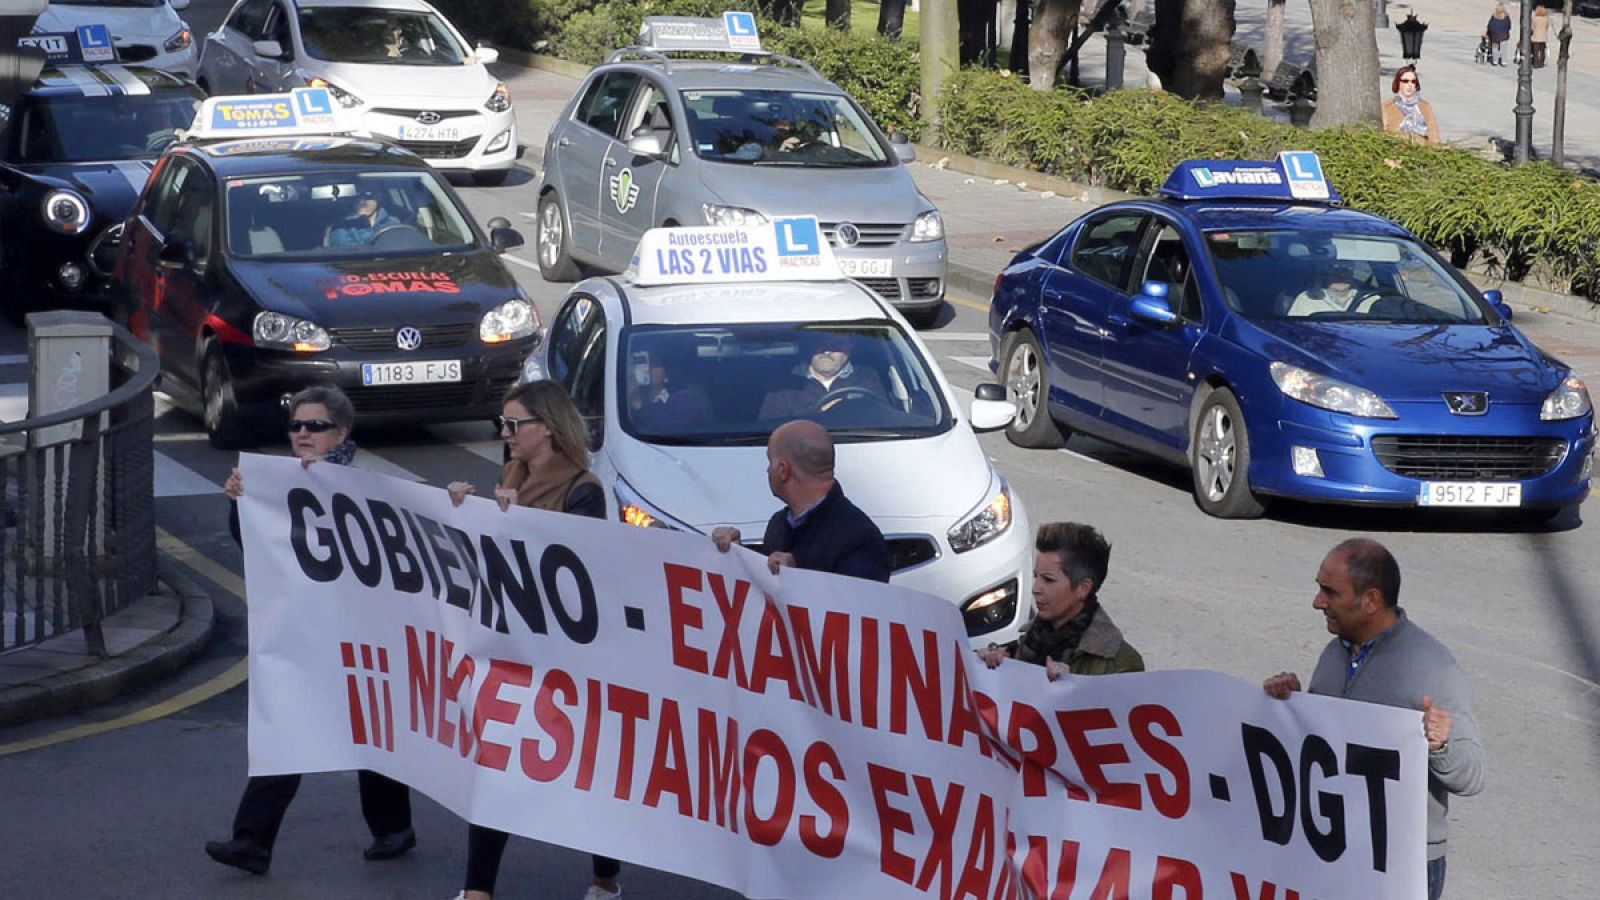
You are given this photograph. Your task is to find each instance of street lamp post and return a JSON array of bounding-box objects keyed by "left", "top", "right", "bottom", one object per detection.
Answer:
[{"left": 1514, "top": 0, "right": 1536, "bottom": 163}]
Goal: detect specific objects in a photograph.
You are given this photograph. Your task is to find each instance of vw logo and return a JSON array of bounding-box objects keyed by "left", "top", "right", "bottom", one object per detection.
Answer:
[
  {"left": 1442, "top": 391, "right": 1488, "bottom": 415},
  {"left": 835, "top": 222, "right": 861, "bottom": 247},
  {"left": 395, "top": 327, "right": 423, "bottom": 351},
  {"left": 415, "top": 111, "right": 442, "bottom": 126}
]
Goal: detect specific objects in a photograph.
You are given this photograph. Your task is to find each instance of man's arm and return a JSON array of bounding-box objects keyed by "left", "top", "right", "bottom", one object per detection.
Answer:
[{"left": 1422, "top": 665, "right": 1487, "bottom": 797}]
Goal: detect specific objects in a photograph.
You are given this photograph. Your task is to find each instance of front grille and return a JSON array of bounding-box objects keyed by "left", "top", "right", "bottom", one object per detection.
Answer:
[
  {"left": 350, "top": 376, "right": 516, "bottom": 414},
  {"left": 856, "top": 277, "right": 901, "bottom": 301},
  {"left": 329, "top": 324, "right": 478, "bottom": 352},
  {"left": 396, "top": 136, "right": 480, "bottom": 159},
  {"left": 886, "top": 536, "right": 938, "bottom": 572},
  {"left": 371, "top": 108, "right": 479, "bottom": 122},
  {"left": 822, "top": 222, "right": 907, "bottom": 248},
  {"left": 907, "top": 277, "right": 942, "bottom": 299},
  {"left": 119, "top": 45, "right": 157, "bottom": 62},
  {"left": 1372, "top": 435, "right": 1566, "bottom": 480}
]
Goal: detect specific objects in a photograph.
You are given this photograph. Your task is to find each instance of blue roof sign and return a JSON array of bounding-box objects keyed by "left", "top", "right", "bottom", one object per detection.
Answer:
[
  {"left": 19, "top": 24, "right": 116, "bottom": 64},
  {"left": 638, "top": 14, "right": 763, "bottom": 54},
  {"left": 187, "top": 89, "right": 347, "bottom": 140},
  {"left": 629, "top": 217, "right": 842, "bottom": 286},
  {"left": 1158, "top": 151, "right": 1341, "bottom": 204}
]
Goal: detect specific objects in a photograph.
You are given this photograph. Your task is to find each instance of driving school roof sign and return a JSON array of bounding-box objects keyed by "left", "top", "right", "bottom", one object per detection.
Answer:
[
  {"left": 638, "top": 13, "right": 763, "bottom": 54},
  {"left": 630, "top": 218, "right": 842, "bottom": 286},
  {"left": 188, "top": 88, "right": 345, "bottom": 140},
  {"left": 18, "top": 24, "right": 116, "bottom": 64},
  {"left": 1158, "top": 151, "right": 1341, "bottom": 204}
]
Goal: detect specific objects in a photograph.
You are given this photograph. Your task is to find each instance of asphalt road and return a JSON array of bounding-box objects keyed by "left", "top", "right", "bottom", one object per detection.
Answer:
[{"left": 1, "top": 2, "right": 1598, "bottom": 897}]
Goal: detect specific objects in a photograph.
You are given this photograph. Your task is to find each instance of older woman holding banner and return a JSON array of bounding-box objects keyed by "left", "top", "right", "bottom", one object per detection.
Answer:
[{"left": 446, "top": 379, "right": 619, "bottom": 900}]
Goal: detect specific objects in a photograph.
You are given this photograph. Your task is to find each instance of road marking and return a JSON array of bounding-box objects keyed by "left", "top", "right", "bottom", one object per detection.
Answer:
[
  {"left": 948, "top": 295, "right": 988, "bottom": 313},
  {"left": 949, "top": 355, "right": 991, "bottom": 373},
  {"left": 519, "top": 211, "right": 539, "bottom": 220},
  {"left": 501, "top": 253, "right": 541, "bottom": 272},
  {"left": 353, "top": 448, "right": 425, "bottom": 483},
  {"left": 153, "top": 451, "right": 220, "bottom": 497},
  {"left": 0, "top": 354, "right": 27, "bottom": 365},
  {"left": 919, "top": 331, "right": 990, "bottom": 342},
  {"left": 153, "top": 432, "right": 209, "bottom": 442}
]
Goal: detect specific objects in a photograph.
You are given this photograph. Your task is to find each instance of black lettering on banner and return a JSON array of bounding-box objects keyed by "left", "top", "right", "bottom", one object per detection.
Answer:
[
  {"left": 420, "top": 514, "right": 471, "bottom": 611},
  {"left": 367, "top": 499, "right": 424, "bottom": 593},
  {"left": 1298, "top": 734, "right": 1346, "bottom": 862},
  {"left": 486, "top": 538, "right": 545, "bottom": 635},
  {"left": 1345, "top": 742, "right": 1401, "bottom": 873},
  {"left": 288, "top": 488, "right": 341, "bottom": 582},
  {"left": 540, "top": 543, "right": 598, "bottom": 644},
  {"left": 445, "top": 525, "right": 493, "bottom": 631},
  {"left": 1242, "top": 723, "right": 1295, "bottom": 846},
  {"left": 331, "top": 493, "right": 383, "bottom": 587},
  {"left": 400, "top": 507, "right": 443, "bottom": 599}
]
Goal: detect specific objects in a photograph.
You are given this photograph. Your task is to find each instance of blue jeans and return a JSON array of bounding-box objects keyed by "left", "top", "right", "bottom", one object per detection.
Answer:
[{"left": 1428, "top": 856, "right": 1447, "bottom": 900}]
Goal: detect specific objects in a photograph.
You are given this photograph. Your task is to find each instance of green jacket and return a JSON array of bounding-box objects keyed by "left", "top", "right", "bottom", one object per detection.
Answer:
[{"left": 1014, "top": 604, "right": 1145, "bottom": 675}]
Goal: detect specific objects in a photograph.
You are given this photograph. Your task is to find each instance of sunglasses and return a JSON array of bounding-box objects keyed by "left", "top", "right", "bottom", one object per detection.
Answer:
[
  {"left": 1399, "top": 78, "right": 1418, "bottom": 84},
  {"left": 287, "top": 419, "right": 338, "bottom": 434},
  {"left": 497, "top": 414, "right": 542, "bottom": 434}
]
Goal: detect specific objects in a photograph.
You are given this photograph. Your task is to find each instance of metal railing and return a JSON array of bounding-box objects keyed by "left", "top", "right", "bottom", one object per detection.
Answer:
[{"left": 0, "top": 321, "right": 158, "bottom": 655}]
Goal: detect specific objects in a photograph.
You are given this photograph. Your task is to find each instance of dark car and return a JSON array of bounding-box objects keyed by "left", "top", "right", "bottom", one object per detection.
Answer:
[
  {"left": 0, "top": 63, "right": 201, "bottom": 321},
  {"left": 989, "top": 153, "right": 1594, "bottom": 521},
  {"left": 113, "top": 127, "right": 537, "bottom": 448}
]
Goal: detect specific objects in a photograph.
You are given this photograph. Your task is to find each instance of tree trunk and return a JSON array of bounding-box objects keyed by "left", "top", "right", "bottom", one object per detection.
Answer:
[
  {"left": 1263, "top": 0, "right": 1286, "bottom": 76},
  {"left": 1147, "top": 0, "right": 1235, "bottom": 101},
  {"left": 878, "top": 0, "right": 908, "bottom": 39},
  {"left": 826, "top": 0, "right": 851, "bottom": 31},
  {"left": 922, "top": 0, "right": 962, "bottom": 139},
  {"left": 1553, "top": 0, "right": 1573, "bottom": 165},
  {"left": 1306, "top": 0, "right": 1381, "bottom": 127},
  {"left": 1028, "top": 0, "right": 1080, "bottom": 90}
]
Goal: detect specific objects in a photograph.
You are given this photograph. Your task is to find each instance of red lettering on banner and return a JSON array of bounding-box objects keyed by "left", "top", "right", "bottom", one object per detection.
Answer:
[
  {"left": 860, "top": 616, "right": 880, "bottom": 729},
  {"left": 799, "top": 742, "right": 848, "bottom": 858},
  {"left": 913, "top": 775, "right": 964, "bottom": 896},
  {"left": 1020, "top": 835, "right": 1079, "bottom": 900},
  {"left": 992, "top": 827, "right": 1017, "bottom": 900},
  {"left": 1229, "top": 873, "right": 1302, "bottom": 900},
  {"left": 664, "top": 563, "right": 709, "bottom": 674},
  {"left": 1152, "top": 856, "right": 1203, "bottom": 900},
  {"left": 786, "top": 606, "right": 851, "bottom": 719},
  {"left": 405, "top": 626, "right": 435, "bottom": 736},
  {"left": 697, "top": 708, "right": 741, "bottom": 831},
  {"left": 954, "top": 793, "right": 998, "bottom": 900},
  {"left": 1058, "top": 708, "right": 1141, "bottom": 810},
  {"left": 643, "top": 698, "right": 693, "bottom": 816},
  {"left": 1088, "top": 847, "right": 1131, "bottom": 900},
  {"left": 867, "top": 763, "right": 917, "bottom": 883},
  {"left": 708, "top": 573, "right": 751, "bottom": 688},
  {"left": 946, "top": 650, "right": 991, "bottom": 756},
  {"left": 607, "top": 684, "right": 652, "bottom": 800},
  {"left": 520, "top": 668, "right": 577, "bottom": 781},
  {"left": 1009, "top": 701, "right": 1059, "bottom": 798},
  {"left": 1130, "top": 704, "right": 1191, "bottom": 819},
  {"left": 472, "top": 659, "right": 531, "bottom": 771},
  {"left": 741, "top": 729, "right": 796, "bottom": 846},
  {"left": 575, "top": 677, "right": 603, "bottom": 790},
  {"left": 749, "top": 601, "right": 806, "bottom": 701},
  {"left": 889, "top": 623, "right": 942, "bottom": 740}
]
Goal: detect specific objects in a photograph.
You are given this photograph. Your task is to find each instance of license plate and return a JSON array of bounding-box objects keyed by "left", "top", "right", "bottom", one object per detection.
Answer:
[
  {"left": 361, "top": 360, "right": 462, "bottom": 386},
  {"left": 837, "top": 257, "right": 894, "bottom": 277},
  {"left": 398, "top": 125, "right": 461, "bottom": 142},
  {"left": 1417, "top": 482, "right": 1522, "bottom": 507}
]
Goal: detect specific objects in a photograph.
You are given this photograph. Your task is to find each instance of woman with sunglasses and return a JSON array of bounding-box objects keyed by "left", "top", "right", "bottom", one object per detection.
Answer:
[
  {"left": 1381, "top": 65, "right": 1440, "bottom": 146},
  {"left": 446, "top": 379, "right": 617, "bottom": 900},
  {"left": 206, "top": 385, "right": 417, "bottom": 876}
]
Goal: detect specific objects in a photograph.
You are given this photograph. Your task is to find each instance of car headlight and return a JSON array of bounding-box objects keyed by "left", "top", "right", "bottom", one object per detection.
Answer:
[
  {"left": 1541, "top": 373, "right": 1592, "bottom": 421},
  {"left": 42, "top": 189, "right": 91, "bottom": 235},
  {"left": 164, "top": 28, "right": 192, "bottom": 52},
  {"left": 1269, "top": 362, "right": 1397, "bottom": 419},
  {"left": 702, "top": 204, "right": 766, "bottom": 227},
  {"left": 614, "top": 479, "right": 691, "bottom": 531},
  {"left": 481, "top": 297, "right": 539, "bottom": 344},
  {"left": 307, "top": 77, "right": 362, "bottom": 108},
  {"left": 253, "top": 311, "right": 330, "bottom": 352},
  {"left": 948, "top": 474, "right": 1013, "bottom": 553},
  {"left": 485, "top": 83, "right": 511, "bottom": 113},
  {"left": 910, "top": 209, "right": 944, "bottom": 242}
]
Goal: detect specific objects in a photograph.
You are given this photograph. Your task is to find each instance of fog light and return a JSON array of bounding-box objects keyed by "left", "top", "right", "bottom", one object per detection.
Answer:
[
  {"left": 58, "top": 262, "right": 85, "bottom": 290},
  {"left": 1291, "top": 445, "right": 1324, "bottom": 478},
  {"left": 485, "top": 128, "right": 511, "bottom": 153},
  {"left": 961, "top": 578, "right": 1018, "bottom": 637},
  {"left": 1582, "top": 451, "right": 1594, "bottom": 481}
]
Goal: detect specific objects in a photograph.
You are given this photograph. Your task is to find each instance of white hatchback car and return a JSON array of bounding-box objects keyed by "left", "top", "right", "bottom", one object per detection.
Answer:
[
  {"left": 197, "top": 0, "right": 515, "bottom": 183},
  {"left": 35, "top": 0, "right": 200, "bottom": 76},
  {"left": 523, "top": 222, "right": 1035, "bottom": 645}
]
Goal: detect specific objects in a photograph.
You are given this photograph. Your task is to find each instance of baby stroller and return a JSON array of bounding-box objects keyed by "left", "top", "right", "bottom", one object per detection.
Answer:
[{"left": 1474, "top": 34, "right": 1491, "bottom": 64}]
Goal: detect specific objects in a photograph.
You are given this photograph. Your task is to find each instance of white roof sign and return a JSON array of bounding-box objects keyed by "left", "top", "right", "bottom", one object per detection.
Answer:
[
  {"left": 638, "top": 13, "right": 762, "bottom": 54},
  {"left": 629, "top": 218, "right": 842, "bottom": 287},
  {"left": 187, "top": 88, "right": 347, "bottom": 140}
]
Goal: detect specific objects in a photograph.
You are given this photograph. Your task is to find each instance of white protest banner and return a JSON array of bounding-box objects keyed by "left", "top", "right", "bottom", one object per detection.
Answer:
[{"left": 238, "top": 454, "right": 1428, "bottom": 899}]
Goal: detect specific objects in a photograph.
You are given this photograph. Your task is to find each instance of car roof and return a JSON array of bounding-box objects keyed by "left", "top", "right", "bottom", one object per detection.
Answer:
[
  {"left": 295, "top": 0, "right": 438, "bottom": 11},
  {"left": 605, "top": 278, "right": 894, "bottom": 327},
  {"left": 177, "top": 137, "right": 437, "bottom": 176},
  {"left": 597, "top": 59, "right": 842, "bottom": 95},
  {"left": 31, "top": 65, "right": 198, "bottom": 98},
  {"left": 1141, "top": 198, "right": 1413, "bottom": 238}
]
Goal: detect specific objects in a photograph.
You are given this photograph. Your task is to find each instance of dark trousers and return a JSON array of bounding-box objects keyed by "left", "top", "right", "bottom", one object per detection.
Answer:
[
  {"left": 1532, "top": 42, "right": 1547, "bottom": 67},
  {"left": 1428, "top": 856, "right": 1447, "bottom": 900},
  {"left": 465, "top": 825, "right": 620, "bottom": 893},
  {"left": 231, "top": 771, "right": 412, "bottom": 851}
]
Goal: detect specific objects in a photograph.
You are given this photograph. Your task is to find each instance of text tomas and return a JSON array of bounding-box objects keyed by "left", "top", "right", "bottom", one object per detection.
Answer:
[
  {"left": 286, "top": 488, "right": 597, "bottom": 640},
  {"left": 403, "top": 627, "right": 850, "bottom": 857},
  {"left": 653, "top": 245, "right": 768, "bottom": 277}
]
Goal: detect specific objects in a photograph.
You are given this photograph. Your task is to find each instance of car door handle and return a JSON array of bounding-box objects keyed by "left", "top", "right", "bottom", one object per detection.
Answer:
[
  {"left": 603, "top": 157, "right": 618, "bottom": 167},
  {"left": 556, "top": 137, "right": 570, "bottom": 148}
]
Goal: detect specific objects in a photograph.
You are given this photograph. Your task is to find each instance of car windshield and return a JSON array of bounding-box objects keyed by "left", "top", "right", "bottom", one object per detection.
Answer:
[
  {"left": 16, "top": 93, "right": 198, "bottom": 163},
  {"left": 298, "top": 8, "right": 469, "bottom": 66},
  {"left": 681, "top": 89, "right": 890, "bottom": 168},
  {"left": 53, "top": 1, "right": 164, "bottom": 6},
  {"left": 224, "top": 171, "right": 478, "bottom": 259},
  {"left": 1206, "top": 229, "right": 1491, "bottom": 324},
  {"left": 621, "top": 321, "right": 951, "bottom": 445}
]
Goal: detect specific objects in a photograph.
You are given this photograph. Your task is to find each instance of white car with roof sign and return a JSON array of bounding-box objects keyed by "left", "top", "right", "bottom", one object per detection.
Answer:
[
  {"left": 33, "top": 0, "right": 199, "bottom": 76},
  {"left": 523, "top": 219, "right": 1033, "bottom": 645},
  {"left": 197, "top": 0, "right": 514, "bottom": 183}
]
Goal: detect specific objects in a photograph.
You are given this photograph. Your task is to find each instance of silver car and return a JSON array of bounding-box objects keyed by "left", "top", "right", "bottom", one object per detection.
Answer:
[{"left": 535, "top": 18, "right": 947, "bottom": 326}]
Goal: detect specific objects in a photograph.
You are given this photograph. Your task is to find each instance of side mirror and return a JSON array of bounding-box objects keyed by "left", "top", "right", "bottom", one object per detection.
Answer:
[
  {"left": 627, "top": 129, "right": 665, "bottom": 159},
  {"left": 970, "top": 383, "right": 1018, "bottom": 432},
  {"left": 157, "top": 239, "right": 195, "bottom": 270},
  {"left": 1130, "top": 283, "right": 1180, "bottom": 327},
  {"left": 892, "top": 142, "right": 916, "bottom": 163},
  {"left": 490, "top": 227, "right": 524, "bottom": 251},
  {"left": 171, "top": 0, "right": 192, "bottom": 9},
  {"left": 475, "top": 44, "right": 499, "bottom": 65},
  {"left": 251, "top": 39, "right": 285, "bottom": 60},
  {"left": 1483, "top": 288, "right": 1513, "bottom": 321}
]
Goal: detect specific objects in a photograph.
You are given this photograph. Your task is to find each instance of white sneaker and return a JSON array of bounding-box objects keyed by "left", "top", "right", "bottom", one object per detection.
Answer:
[{"left": 582, "top": 886, "right": 621, "bottom": 900}]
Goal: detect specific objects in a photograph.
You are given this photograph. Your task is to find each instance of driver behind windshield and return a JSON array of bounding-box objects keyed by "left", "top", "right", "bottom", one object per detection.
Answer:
[
  {"left": 759, "top": 331, "right": 887, "bottom": 420},
  {"left": 327, "top": 192, "right": 401, "bottom": 247},
  {"left": 1287, "top": 263, "right": 1361, "bottom": 317}
]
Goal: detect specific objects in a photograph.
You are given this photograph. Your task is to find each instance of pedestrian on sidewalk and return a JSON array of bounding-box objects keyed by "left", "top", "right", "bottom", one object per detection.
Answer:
[
  {"left": 1263, "top": 539, "right": 1485, "bottom": 900},
  {"left": 1382, "top": 65, "right": 1442, "bottom": 145},
  {"left": 445, "top": 379, "right": 621, "bottom": 900},
  {"left": 1487, "top": 4, "right": 1513, "bottom": 67},
  {"left": 205, "top": 385, "right": 416, "bottom": 876},
  {"left": 1531, "top": 4, "right": 1550, "bottom": 68}
]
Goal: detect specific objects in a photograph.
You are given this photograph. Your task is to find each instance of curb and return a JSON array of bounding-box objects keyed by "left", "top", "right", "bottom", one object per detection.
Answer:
[{"left": 0, "top": 560, "right": 215, "bottom": 728}]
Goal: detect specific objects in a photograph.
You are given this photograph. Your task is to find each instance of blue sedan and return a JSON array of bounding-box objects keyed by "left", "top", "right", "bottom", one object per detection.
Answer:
[{"left": 988, "top": 153, "right": 1595, "bottom": 519}]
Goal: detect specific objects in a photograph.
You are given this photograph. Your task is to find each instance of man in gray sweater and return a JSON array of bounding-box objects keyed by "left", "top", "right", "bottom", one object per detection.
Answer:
[{"left": 1264, "top": 538, "right": 1485, "bottom": 900}]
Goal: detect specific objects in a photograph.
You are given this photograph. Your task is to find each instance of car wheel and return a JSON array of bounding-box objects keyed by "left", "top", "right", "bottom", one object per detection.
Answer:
[
  {"left": 1190, "top": 388, "right": 1266, "bottom": 519},
  {"left": 472, "top": 168, "right": 510, "bottom": 187},
  {"left": 905, "top": 303, "right": 943, "bottom": 329},
  {"left": 203, "top": 348, "right": 249, "bottom": 450},
  {"left": 536, "top": 192, "right": 581, "bottom": 282},
  {"left": 1000, "top": 329, "right": 1066, "bottom": 449}
]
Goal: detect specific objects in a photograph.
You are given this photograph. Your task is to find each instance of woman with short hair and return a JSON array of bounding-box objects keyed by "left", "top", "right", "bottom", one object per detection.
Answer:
[{"left": 1382, "top": 65, "right": 1441, "bottom": 146}]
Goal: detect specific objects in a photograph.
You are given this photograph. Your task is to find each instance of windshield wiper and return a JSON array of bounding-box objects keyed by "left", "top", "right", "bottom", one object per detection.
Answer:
[
  {"left": 644, "top": 433, "right": 767, "bottom": 446},
  {"left": 827, "top": 428, "right": 912, "bottom": 440}
]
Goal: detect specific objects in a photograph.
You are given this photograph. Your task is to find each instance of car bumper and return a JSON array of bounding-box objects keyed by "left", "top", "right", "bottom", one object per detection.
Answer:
[
  {"left": 837, "top": 238, "right": 946, "bottom": 311},
  {"left": 123, "top": 43, "right": 199, "bottom": 77},
  {"left": 1249, "top": 401, "right": 1596, "bottom": 508},
  {"left": 361, "top": 109, "right": 517, "bottom": 173},
  {"left": 1, "top": 230, "right": 112, "bottom": 310}
]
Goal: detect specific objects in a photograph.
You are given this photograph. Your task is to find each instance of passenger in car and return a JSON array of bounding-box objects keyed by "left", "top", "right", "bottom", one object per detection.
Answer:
[
  {"left": 628, "top": 349, "right": 712, "bottom": 432},
  {"left": 757, "top": 331, "right": 887, "bottom": 420}
]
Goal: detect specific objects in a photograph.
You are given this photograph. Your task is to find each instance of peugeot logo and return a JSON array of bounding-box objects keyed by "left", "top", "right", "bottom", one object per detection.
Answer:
[
  {"left": 396, "top": 327, "right": 423, "bottom": 351},
  {"left": 1443, "top": 391, "right": 1488, "bottom": 415},
  {"left": 415, "top": 111, "right": 442, "bottom": 126},
  {"left": 835, "top": 222, "right": 860, "bottom": 248}
]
